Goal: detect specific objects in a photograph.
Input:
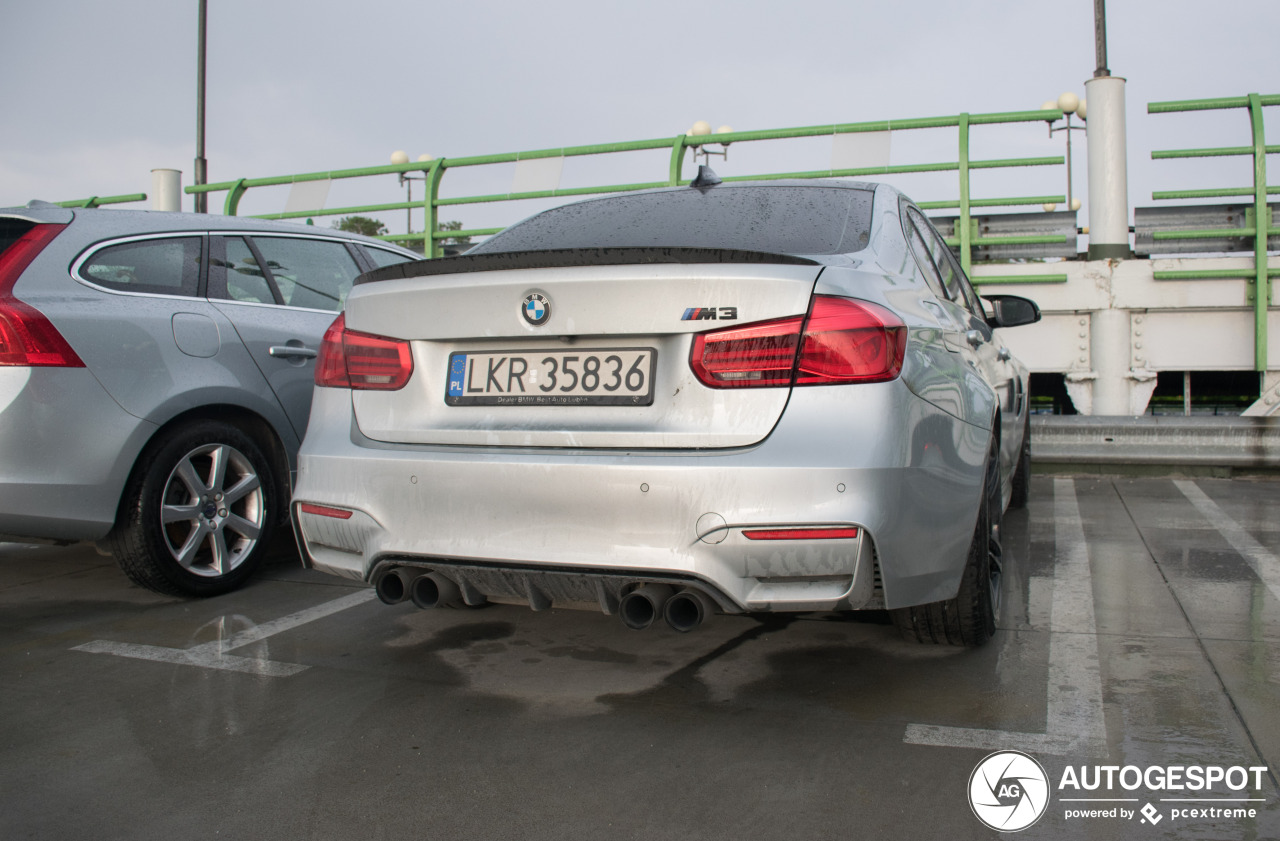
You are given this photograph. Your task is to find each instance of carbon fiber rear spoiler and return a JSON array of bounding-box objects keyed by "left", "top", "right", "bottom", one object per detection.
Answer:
[{"left": 356, "top": 246, "right": 819, "bottom": 286}]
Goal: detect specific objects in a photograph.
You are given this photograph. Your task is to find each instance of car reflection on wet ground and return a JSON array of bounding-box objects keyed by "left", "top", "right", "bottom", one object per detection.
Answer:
[{"left": 1, "top": 475, "right": 1277, "bottom": 840}]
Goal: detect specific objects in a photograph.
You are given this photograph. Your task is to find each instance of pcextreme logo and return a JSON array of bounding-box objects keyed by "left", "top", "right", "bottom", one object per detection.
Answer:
[{"left": 968, "top": 752, "right": 1272, "bottom": 833}]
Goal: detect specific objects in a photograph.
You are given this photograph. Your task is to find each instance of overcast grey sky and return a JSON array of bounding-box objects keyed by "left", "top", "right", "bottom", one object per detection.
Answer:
[{"left": 2, "top": 0, "right": 1276, "bottom": 235}]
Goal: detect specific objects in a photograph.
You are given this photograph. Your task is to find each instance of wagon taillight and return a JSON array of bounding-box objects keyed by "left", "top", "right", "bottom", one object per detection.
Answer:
[{"left": 0, "top": 223, "right": 84, "bottom": 368}]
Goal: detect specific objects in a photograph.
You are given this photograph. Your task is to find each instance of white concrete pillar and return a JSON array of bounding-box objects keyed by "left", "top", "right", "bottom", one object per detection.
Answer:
[
  {"left": 1084, "top": 75, "right": 1130, "bottom": 260},
  {"left": 1091, "top": 308, "right": 1131, "bottom": 415},
  {"left": 150, "top": 169, "right": 182, "bottom": 212}
]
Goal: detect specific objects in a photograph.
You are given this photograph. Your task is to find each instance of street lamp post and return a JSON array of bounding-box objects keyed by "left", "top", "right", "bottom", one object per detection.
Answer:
[
  {"left": 1041, "top": 93, "right": 1087, "bottom": 213},
  {"left": 389, "top": 150, "right": 433, "bottom": 237},
  {"left": 194, "top": 0, "right": 208, "bottom": 213},
  {"left": 687, "top": 121, "right": 734, "bottom": 165}
]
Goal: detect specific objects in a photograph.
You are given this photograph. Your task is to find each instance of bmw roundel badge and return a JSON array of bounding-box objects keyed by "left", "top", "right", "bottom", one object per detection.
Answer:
[{"left": 522, "top": 292, "right": 550, "bottom": 326}]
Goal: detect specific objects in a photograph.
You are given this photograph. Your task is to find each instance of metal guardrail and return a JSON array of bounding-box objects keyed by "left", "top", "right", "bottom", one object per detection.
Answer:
[
  {"left": 932, "top": 208, "right": 1078, "bottom": 260},
  {"left": 1148, "top": 93, "right": 1279, "bottom": 372},
  {"left": 1134, "top": 202, "right": 1280, "bottom": 255},
  {"left": 183, "top": 109, "right": 1067, "bottom": 271},
  {"left": 1032, "top": 416, "right": 1280, "bottom": 469}
]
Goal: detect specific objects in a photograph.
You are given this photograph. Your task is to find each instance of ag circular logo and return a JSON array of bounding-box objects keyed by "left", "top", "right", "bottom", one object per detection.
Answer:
[
  {"left": 968, "top": 750, "right": 1050, "bottom": 832},
  {"left": 522, "top": 292, "right": 550, "bottom": 326}
]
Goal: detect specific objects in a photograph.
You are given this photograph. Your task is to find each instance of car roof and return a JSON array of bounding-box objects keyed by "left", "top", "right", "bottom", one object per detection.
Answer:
[
  {"left": 0, "top": 202, "right": 75, "bottom": 225},
  {"left": 0, "top": 202, "right": 415, "bottom": 253}
]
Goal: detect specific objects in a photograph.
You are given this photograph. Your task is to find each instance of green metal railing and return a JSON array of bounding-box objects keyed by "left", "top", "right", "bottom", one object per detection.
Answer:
[
  {"left": 1148, "top": 93, "right": 1279, "bottom": 371},
  {"left": 966, "top": 272, "right": 1070, "bottom": 285},
  {"left": 55, "top": 193, "right": 147, "bottom": 209},
  {"left": 186, "top": 109, "right": 1067, "bottom": 274}
]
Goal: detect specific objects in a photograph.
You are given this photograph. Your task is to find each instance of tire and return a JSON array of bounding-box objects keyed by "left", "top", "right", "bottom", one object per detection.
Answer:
[
  {"left": 891, "top": 439, "right": 1002, "bottom": 647},
  {"left": 1009, "top": 411, "right": 1031, "bottom": 510},
  {"left": 107, "top": 420, "right": 278, "bottom": 597}
]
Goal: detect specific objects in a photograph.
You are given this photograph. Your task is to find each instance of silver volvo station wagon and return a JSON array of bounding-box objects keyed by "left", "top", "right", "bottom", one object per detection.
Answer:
[
  {"left": 292, "top": 174, "right": 1040, "bottom": 647},
  {"left": 0, "top": 203, "right": 418, "bottom": 596}
]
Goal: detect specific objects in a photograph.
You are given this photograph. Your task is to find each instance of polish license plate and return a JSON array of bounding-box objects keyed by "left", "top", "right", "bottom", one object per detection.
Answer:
[{"left": 446, "top": 348, "right": 656, "bottom": 406}]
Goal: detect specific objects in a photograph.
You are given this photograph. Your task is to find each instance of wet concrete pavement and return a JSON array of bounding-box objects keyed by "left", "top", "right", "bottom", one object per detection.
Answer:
[{"left": 1, "top": 475, "right": 1278, "bottom": 840}]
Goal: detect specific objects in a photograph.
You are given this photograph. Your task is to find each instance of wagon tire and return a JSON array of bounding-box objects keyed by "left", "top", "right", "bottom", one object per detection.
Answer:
[{"left": 107, "top": 420, "right": 277, "bottom": 597}]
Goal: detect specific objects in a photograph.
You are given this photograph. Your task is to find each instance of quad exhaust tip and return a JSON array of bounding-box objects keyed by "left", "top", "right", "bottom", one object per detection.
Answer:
[
  {"left": 377, "top": 568, "right": 717, "bottom": 629},
  {"left": 375, "top": 568, "right": 466, "bottom": 608},
  {"left": 619, "top": 583, "right": 674, "bottom": 630},
  {"left": 663, "top": 588, "right": 717, "bottom": 633},
  {"left": 373, "top": 568, "right": 411, "bottom": 605},
  {"left": 410, "top": 572, "right": 464, "bottom": 609},
  {"left": 619, "top": 584, "right": 717, "bottom": 631}
]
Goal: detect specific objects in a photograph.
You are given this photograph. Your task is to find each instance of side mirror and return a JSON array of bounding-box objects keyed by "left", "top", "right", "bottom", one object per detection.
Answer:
[{"left": 983, "top": 294, "right": 1041, "bottom": 328}]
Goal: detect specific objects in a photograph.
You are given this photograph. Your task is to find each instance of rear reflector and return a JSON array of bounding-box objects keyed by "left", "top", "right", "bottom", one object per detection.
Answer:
[
  {"left": 743, "top": 527, "right": 860, "bottom": 541},
  {"left": 315, "top": 313, "right": 413, "bottom": 390},
  {"left": 690, "top": 295, "right": 905, "bottom": 389},
  {"left": 0, "top": 223, "right": 84, "bottom": 368},
  {"left": 298, "top": 503, "right": 354, "bottom": 520}
]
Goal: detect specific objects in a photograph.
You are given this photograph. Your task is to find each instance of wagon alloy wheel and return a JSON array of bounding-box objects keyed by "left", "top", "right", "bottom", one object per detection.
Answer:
[
  {"left": 161, "top": 443, "right": 264, "bottom": 577},
  {"left": 107, "top": 421, "right": 278, "bottom": 597}
]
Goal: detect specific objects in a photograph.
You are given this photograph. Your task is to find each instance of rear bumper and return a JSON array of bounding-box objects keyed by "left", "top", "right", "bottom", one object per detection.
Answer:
[
  {"left": 0, "top": 368, "right": 155, "bottom": 542},
  {"left": 292, "top": 381, "right": 988, "bottom": 613}
]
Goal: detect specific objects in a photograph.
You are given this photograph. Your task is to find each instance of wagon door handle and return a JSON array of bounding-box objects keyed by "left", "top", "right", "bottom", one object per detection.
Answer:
[{"left": 269, "top": 345, "right": 318, "bottom": 359}]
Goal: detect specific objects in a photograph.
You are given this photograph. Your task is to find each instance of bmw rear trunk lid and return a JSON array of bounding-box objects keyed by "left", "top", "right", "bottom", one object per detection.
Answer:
[{"left": 342, "top": 250, "right": 824, "bottom": 449}]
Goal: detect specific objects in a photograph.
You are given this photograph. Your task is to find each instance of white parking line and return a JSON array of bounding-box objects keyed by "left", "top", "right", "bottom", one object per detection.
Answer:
[
  {"left": 72, "top": 640, "right": 312, "bottom": 677},
  {"left": 72, "top": 589, "right": 376, "bottom": 677},
  {"left": 903, "top": 478, "right": 1109, "bottom": 756},
  {"left": 1174, "top": 479, "right": 1280, "bottom": 607}
]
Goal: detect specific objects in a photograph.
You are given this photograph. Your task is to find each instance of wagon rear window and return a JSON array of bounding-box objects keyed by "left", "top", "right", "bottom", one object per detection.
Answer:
[
  {"left": 80, "top": 237, "right": 202, "bottom": 296},
  {"left": 0, "top": 219, "right": 36, "bottom": 257}
]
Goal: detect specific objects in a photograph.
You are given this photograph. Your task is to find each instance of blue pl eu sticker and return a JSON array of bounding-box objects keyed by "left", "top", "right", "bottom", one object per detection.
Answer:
[{"left": 448, "top": 354, "right": 467, "bottom": 397}]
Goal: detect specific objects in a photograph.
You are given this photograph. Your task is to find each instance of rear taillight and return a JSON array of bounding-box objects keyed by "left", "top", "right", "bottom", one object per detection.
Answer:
[
  {"left": 315, "top": 313, "right": 413, "bottom": 390},
  {"left": 690, "top": 315, "right": 804, "bottom": 388},
  {"left": 690, "top": 295, "right": 905, "bottom": 389},
  {"left": 0, "top": 223, "right": 84, "bottom": 368},
  {"left": 794, "top": 296, "right": 907, "bottom": 385}
]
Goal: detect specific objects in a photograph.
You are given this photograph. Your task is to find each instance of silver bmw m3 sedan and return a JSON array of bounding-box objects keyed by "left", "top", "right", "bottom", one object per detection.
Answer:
[{"left": 292, "top": 174, "right": 1041, "bottom": 646}]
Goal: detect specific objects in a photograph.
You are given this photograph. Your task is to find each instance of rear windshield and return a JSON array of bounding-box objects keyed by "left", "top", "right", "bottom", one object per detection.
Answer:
[
  {"left": 0, "top": 219, "right": 36, "bottom": 257},
  {"left": 471, "top": 185, "right": 875, "bottom": 256}
]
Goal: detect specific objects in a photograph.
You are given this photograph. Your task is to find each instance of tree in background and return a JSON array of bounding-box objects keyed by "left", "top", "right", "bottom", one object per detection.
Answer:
[
  {"left": 438, "top": 220, "right": 472, "bottom": 246},
  {"left": 332, "top": 215, "right": 471, "bottom": 255},
  {"left": 332, "top": 216, "right": 388, "bottom": 237}
]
